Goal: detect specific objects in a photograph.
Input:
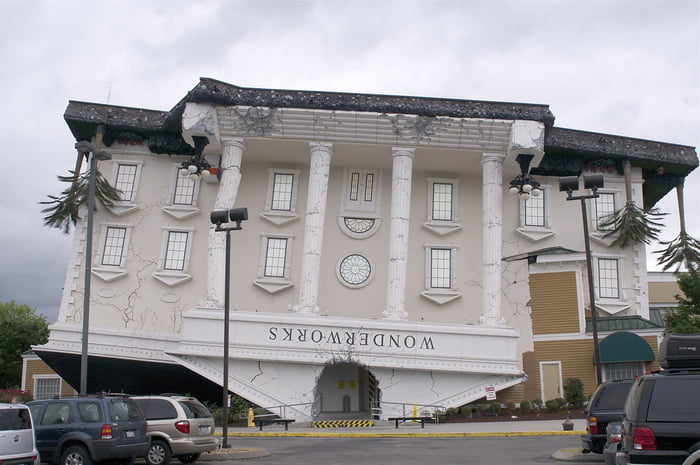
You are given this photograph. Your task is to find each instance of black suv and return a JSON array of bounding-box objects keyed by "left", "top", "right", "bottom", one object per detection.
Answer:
[
  {"left": 27, "top": 395, "right": 149, "bottom": 465},
  {"left": 581, "top": 378, "right": 634, "bottom": 454},
  {"left": 618, "top": 334, "right": 700, "bottom": 465}
]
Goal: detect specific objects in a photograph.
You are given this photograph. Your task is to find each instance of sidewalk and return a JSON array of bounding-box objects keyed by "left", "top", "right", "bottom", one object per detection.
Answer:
[{"left": 210, "top": 419, "right": 600, "bottom": 462}]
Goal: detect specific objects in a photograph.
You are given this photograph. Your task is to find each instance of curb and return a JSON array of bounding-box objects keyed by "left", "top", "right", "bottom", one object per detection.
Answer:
[
  {"left": 200, "top": 447, "right": 271, "bottom": 462},
  {"left": 217, "top": 430, "right": 586, "bottom": 438}
]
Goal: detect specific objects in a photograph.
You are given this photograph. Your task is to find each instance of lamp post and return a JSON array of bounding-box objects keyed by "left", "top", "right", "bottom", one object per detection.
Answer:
[
  {"left": 76, "top": 127, "right": 112, "bottom": 396},
  {"left": 508, "top": 154, "right": 542, "bottom": 200},
  {"left": 210, "top": 207, "right": 248, "bottom": 449},
  {"left": 559, "top": 174, "right": 604, "bottom": 386}
]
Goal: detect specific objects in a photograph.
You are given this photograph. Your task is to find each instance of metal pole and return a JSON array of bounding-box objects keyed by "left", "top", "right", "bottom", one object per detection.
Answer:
[
  {"left": 222, "top": 228, "right": 231, "bottom": 449},
  {"left": 580, "top": 198, "right": 603, "bottom": 386},
  {"left": 80, "top": 152, "right": 98, "bottom": 396}
]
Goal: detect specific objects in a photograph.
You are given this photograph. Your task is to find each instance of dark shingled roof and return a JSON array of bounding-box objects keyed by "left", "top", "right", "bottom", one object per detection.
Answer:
[{"left": 63, "top": 78, "right": 697, "bottom": 207}]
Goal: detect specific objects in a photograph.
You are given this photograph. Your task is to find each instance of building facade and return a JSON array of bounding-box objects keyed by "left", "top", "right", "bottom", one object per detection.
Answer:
[{"left": 35, "top": 79, "right": 697, "bottom": 420}]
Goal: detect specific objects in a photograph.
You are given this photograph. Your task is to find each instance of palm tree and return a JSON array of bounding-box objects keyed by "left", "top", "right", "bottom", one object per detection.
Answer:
[
  {"left": 601, "top": 159, "right": 666, "bottom": 247},
  {"left": 41, "top": 131, "right": 121, "bottom": 234},
  {"left": 655, "top": 177, "right": 700, "bottom": 271}
]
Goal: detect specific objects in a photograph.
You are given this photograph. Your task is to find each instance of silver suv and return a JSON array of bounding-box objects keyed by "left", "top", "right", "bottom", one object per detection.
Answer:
[
  {"left": 0, "top": 403, "right": 40, "bottom": 465},
  {"left": 132, "top": 395, "right": 218, "bottom": 465}
]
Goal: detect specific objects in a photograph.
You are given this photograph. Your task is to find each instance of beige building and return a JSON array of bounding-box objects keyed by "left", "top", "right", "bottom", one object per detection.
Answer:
[{"left": 34, "top": 79, "right": 696, "bottom": 420}]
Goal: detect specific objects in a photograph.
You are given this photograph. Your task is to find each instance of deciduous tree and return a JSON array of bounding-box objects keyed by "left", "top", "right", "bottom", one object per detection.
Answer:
[{"left": 0, "top": 301, "right": 49, "bottom": 388}]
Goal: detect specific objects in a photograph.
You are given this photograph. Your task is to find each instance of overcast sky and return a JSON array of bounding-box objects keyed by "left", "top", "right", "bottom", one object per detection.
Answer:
[{"left": 1, "top": 0, "right": 698, "bottom": 323}]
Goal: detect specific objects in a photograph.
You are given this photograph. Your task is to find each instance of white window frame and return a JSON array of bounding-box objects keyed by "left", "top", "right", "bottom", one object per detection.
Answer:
[
  {"left": 516, "top": 184, "right": 555, "bottom": 242},
  {"left": 420, "top": 244, "right": 461, "bottom": 304},
  {"left": 589, "top": 189, "right": 621, "bottom": 246},
  {"left": 338, "top": 168, "right": 382, "bottom": 238},
  {"left": 253, "top": 233, "right": 294, "bottom": 294},
  {"left": 261, "top": 169, "right": 300, "bottom": 225},
  {"left": 33, "top": 375, "right": 62, "bottom": 400},
  {"left": 423, "top": 177, "right": 461, "bottom": 236},
  {"left": 107, "top": 159, "right": 143, "bottom": 216},
  {"left": 92, "top": 223, "right": 132, "bottom": 282},
  {"left": 162, "top": 164, "right": 201, "bottom": 220},
  {"left": 603, "top": 361, "right": 645, "bottom": 382},
  {"left": 153, "top": 227, "right": 195, "bottom": 287},
  {"left": 597, "top": 257, "right": 620, "bottom": 299},
  {"left": 592, "top": 255, "right": 630, "bottom": 314}
]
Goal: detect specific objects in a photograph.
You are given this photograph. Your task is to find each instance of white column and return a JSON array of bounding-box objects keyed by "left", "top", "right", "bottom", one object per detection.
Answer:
[
  {"left": 480, "top": 152, "right": 506, "bottom": 326},
  {"left": 204, "top": 139, "right": 245, "bottom": 308},
  {"left": 290, "top": 142, "right": 333, "bottom": 315},
  {"left": 382, "top": 147, "right": 415, "bottom": 321}
]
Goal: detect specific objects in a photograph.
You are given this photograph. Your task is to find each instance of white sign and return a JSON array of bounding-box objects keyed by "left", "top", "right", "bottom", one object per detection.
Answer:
[{"left": 485, "top": 385, "right": 496, "bottom": 401}]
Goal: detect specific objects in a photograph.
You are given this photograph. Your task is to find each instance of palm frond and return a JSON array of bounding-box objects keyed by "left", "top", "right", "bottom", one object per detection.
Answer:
[
  {"left": 40, "top": 169, "right": 122, "bottom": 234},
  {"left": 599, "top": 201, "right": 666, "bottom": 247},
  {"left": 655, "top": 232, "right": 700, "bottom": 271}
]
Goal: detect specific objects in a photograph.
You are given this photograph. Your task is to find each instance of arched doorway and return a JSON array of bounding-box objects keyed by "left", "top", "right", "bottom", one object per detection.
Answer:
[{"left": 313, "top": 362, "right": 379, "bottom": 420}]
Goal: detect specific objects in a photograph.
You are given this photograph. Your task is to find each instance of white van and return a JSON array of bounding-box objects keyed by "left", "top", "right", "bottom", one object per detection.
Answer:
[{"left": 0, "top": 403, "right": 40, "bottom": 465}]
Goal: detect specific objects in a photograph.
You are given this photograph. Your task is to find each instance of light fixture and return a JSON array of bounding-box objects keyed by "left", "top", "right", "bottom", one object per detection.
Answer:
[
  {"left": 180, "top": 136, "right": 213, "bottom": 181},
  {"left": 508, "top": 154, "right": 541, "bottom": 200},
  {"left": 559, "top": 174, "right": 604, "bottom": 386},
  {"left": 209, "top": 207, "right": 248, "bottom": 449}
]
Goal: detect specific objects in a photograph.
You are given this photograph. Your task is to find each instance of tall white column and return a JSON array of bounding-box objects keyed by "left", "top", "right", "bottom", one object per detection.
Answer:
[
  {"left": 382, "top": 147, "right": 415, "bottom": 321},
  {"left": 204, "top": 139, "right": 245, "bottom": 308},
  {"left": 290, "top": 142, "right": 333, "bottom": 315},
  {"left": 480, "top": 152, "right": 506, "bottom": 326}
]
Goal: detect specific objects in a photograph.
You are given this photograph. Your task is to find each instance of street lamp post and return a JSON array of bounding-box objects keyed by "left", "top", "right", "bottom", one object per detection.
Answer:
[
  {"left": 210, "top": 207, "right": 248, "bottom": 449},
  {"left": 76, "top": 126, "right": 112, "bottom": 396},
  {"left": 559, "top": 174, "right": 604, "bottom": 386}
]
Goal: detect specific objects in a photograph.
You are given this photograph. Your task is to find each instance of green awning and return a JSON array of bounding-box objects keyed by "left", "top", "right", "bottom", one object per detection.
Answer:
[{"left": 598, "top": 331, "right": 655, "bottom": 363}]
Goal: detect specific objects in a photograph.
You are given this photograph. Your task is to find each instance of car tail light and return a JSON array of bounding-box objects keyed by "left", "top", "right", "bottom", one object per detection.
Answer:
[
  {"left": 633, "top": 427, "right": 657, "bottom": 450},
  {"left": 609, "top": 432, "right": 622, "bottom": 444},
  {"left": 175, "top": 420, "right": 190, "bottom": 434},
  {"left": 101, "top": 424, "right": 113, "bottom": 440},
  {"left": 588, "top": 417, "right": 598, "bottom": 434}
]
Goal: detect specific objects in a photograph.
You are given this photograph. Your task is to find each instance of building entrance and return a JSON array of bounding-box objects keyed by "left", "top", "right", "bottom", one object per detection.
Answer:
[{"left": 313, "top": 362, "right": 379, "bottom": 420}]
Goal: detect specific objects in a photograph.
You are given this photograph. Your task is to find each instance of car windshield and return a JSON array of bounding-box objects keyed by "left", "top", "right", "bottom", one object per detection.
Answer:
[
  {"left": 179, "top": 400, "right": 212, "bottom": 419},
  {"left": 0, "top": 408, "right": 32, "bottom": 430},
  {"left": 594, "top": 383, "right": 632, "bottom": 410},
  {"left": 109, "top": 399, "right": 144, "bottom": 421}
]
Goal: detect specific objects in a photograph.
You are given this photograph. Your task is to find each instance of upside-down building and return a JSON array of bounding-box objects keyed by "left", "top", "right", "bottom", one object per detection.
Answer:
[{"left": 35, "top": 79, "right": 697, "bottom": 421}]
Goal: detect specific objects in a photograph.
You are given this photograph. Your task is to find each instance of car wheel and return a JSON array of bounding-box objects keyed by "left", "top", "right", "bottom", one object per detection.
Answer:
[
  {"left": 146, "top": 440, "right": 172, "bottom": 465},
  {"left": 61, "top": 445, "right": 93, "bottom": 465},
  {"left": 177, "top": 453, "right": 201, "bottom": 464}
]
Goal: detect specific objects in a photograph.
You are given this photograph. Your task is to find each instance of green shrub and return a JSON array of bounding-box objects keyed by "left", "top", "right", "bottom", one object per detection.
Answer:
[
  {"left": 505, "top": 402, "right": 516, "bottom": 414},
  {"left": 531, "top": 398, "right": 543, "bottom": 410},
  {"left": 475, "top": 403, "right": 489, "bottom": 417},
  {"left": 489, "top": 402, "right": 501, "bottom": 416},
  {"left": 519, "top": 401, "right": 531, "bottom": 414},
  {"left": 545, "top": 399, "right": 560, "bottom": 412},
  {"left": 461, "top": 405, "right": 475, "bottom": 417},
  {"left": 563, "top": 378, "right": 585, "bottom": 408}
]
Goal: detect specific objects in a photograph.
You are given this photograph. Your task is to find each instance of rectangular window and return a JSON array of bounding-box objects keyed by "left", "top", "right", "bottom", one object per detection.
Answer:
[
  {"left": 264, "top": 238, "right": 288, "bottom": 277},
  {"left": 364, "top": 173, "right": 374, "bottom": 202},
  {"left": 595, "top": 193, "right": 616, "bottom": 230},
  {"left": 34, "top": 377, "right": 61, "bottom": 400},
  {"left": 430, "top": 248, "right": 451, "bottom": 288},
  {"left": 271, "top": 173, "right": 294, "bottom": 211},
  {"left": 524, "top": 191, "right": 545, "bottom": 227},
  {"left": 102, "top": 227, "right": 127, "bottom": 266},
  {"left": 598, "top": 258, "right": 619, "bottom": 299},
  {"left": 603, "top": 362, "right": 644, "bottom": 382},
  {"left": 349, "top": 172, "right": 360, "bottom": 201},
  {"left": 432, "top": 183, "right": 453, "bottom": 221},
  {"left": 164, "top": 231, "right": 188, "bottom": 271},
  {"left": 115, "top": 163, "right": 138, "bottom": 201},
  {"left": 172, "top": 174, "right": 196, "bottom": 205}
]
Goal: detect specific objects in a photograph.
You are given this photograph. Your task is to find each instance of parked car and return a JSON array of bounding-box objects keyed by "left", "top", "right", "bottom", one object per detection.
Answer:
[
  {"left": 0, "top": 402, "right": 41, "bottom": 465},
  {"left": 132, "top": 395, "right": 218, "bottom": 465},
  {"left": 27, "top": 395, "right": 149, "bottom": 465},
  {"left": 581, "top": 378, "right": 634, "bottom": 454},
  {"left": 618, "top": 333, "right": 700, "bottom": 465},
  {"left": 603, "top": 421, "right": 622, "bottom": 465}
]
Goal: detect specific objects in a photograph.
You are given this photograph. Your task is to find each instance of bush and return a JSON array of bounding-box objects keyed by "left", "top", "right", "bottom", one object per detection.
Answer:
[
  {"left": 461, "top": 405, "right": 475, "bottom": 417},
  {"left": 563, "top": 378, "right": 585, "bottom": 409},
  {"left": 0, "top": 388, "right": 32, "bottom": 403},
  {"left": 545, "top": 399, "right": 560, "bottom": 412},
  {"left": 505, "top": 402, "right": 516, "bottom": 414},
  {"left": 489, "top": 402, "right": 501, "bottom": 416},
  {"left": 519, "top": 401, "right": 531, "bottom": 414},
  {"left": 531, "top": 399, "right": 543, "bottom": 410},
  {"left": 475, "top": 403, "right": 489, "bottom": 417}
]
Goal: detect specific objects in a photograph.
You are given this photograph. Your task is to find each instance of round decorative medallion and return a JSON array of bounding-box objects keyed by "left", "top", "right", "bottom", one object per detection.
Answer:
[{"left": 338, "top": 254, "right": 372, "bottom": 286}]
